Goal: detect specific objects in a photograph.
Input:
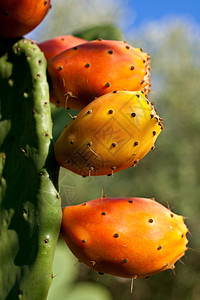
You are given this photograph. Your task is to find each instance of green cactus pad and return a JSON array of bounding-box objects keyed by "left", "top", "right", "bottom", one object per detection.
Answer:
[
  {"left": 0, "top": 38, "right": 62, "bottom": 300},
  {"left": 74, "top": 23, "right": 123, "bottom": 41}
]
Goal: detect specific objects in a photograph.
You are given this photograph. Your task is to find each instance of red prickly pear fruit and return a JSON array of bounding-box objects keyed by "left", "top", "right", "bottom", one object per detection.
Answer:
[
  {"left": 61, "top": 197, "right": 188, "bottom": 279},
  {"left": 47, "top": 39, "right": 151, "bottom": 110},
  {"left": 38, "top": 35, "right": 86, "bottom": 61},
  {"left": 0, "top": 0, "right": 51, "bottom": 39},
  {"left": 54, "top": 91, "right": 163, "bottom": 176}
]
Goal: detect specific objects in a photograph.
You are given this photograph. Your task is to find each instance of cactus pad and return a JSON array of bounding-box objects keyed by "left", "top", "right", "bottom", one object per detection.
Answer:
[{"left": 0, "top": 38, "right": 62, "bottom": 300}]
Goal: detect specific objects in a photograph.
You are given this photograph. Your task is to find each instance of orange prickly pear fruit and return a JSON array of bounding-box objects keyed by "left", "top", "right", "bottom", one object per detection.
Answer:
[
  {"left": 0, "top": 0, "right": 51, "bottom": 38},
  {"left": 47, "top": 39, "right": 151, "bottom": 110},
  {"left": 38, "top": 35, "right": 86, "bottom": 61},
  {"left": 61, "top": 197, "right": 188, "bottom": 279},
  {"left": 54, "top": 91, "right": 163, "bottom": 176}
]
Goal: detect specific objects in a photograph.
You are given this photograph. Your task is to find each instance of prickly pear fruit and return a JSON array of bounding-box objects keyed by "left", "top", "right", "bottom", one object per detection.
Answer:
[
  {"left": 54, "top": 91, "right": 163, "bottom": 176},
  {"left": 0, "top": 0, "right": 51, "bottom": 39},
  {"left": 47, "top": 39, "right": 151, "bottom": 110},
  {"left": 61, "top": 197, "right": 188, "bottom": 279},
  {"left": 38, "top": 35, "right": 86, "bottom": 61}
]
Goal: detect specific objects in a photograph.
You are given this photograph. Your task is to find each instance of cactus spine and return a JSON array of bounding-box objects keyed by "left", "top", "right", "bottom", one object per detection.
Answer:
[{"left": 0, "top": 38, "right": 62, "bottom": 300}]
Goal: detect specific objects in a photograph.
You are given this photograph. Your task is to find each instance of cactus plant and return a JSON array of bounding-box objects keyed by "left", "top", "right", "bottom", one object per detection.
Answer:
[
  {"left": 0, "top": 38, "right": 62, "bottom": 300},
  {"left": 74, "top": 23, "right": 123, "bottom": 41},
  {"left": 47, "top": 39, "right": 151, "bottom": 110},
  {"left": 61, "top": 197, "right": 188, "bottom": 279},
  {"left": 54, "top": 91, "right": 163, "bottom": 176},
  {"left": 0, "top": 0, "right": 189, "bottom": 296}
]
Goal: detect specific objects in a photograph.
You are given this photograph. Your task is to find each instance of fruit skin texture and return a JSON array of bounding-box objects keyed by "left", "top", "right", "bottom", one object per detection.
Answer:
[
  {"left": 38, "top": 35, "right": 86, "bottom": 61},
  {"left": 61, "top": 197, "right": 188, "bottom": 279},
  {"left": 0, "top": 0, "right": 51, "bottom": 38},
  {"left": 54, "top": 91, "right": 163, "bottom": 176},
  {"left": 47, "top": 39, "right": 151, "bottom": 110}
]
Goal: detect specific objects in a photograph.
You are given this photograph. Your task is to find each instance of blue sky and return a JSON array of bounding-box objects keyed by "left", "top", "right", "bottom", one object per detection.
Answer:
[
  {"left": 126, "top": 0, "right": 200, "bottom": 29},
  {"left": 27, "top": 0, "right": 200, "bottom": 41},
  {"left": 127, "top": 0, "right": 200, "bottom": 26}
]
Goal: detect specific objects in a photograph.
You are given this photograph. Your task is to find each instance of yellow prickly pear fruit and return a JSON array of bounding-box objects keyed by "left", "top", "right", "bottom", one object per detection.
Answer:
[{"left": 54, "top": 91, "right": 163, "bottom": 176}]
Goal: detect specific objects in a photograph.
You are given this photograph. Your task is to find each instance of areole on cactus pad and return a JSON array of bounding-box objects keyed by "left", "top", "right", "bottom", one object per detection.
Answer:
[
  {"left": 54, "top": 91, "right": 163, "bottom": 176},
  {"left": 47, "top": 39, "right": 151, "bottom": 110},
  {"left": 61, "top": 197, "right": 188, "bottom": 279}
]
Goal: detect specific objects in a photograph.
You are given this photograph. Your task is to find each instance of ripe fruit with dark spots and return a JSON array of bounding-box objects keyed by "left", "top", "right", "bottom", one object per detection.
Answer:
[
  {"left": 47, "top": 39, "right": 151, "bottom": 110},
  {"left": 38, "top": 35, "right": 86, "bottom": 61},
  {"left": 54, "top": 91, "right": 163, "bottom": 176},
  {"left": 61, "top": 197, "right": 188, "bottom": 278},
  {"left": 0, "top": 0, "right": 51, "bottom": 38}
]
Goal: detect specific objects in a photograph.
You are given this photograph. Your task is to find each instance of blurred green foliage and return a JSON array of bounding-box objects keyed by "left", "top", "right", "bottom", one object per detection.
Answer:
[
  {"left": 47, "top": 239, "right": 112, "bottom": 300},
  {"left": 24, "top": 0, "right": 200, "bottom": 298},
  {"left": 50, "top": 18, "right": 200, "bottom": 300},
  {"left": 29, "top": 0, "right": 125, "bottom": 42}
]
